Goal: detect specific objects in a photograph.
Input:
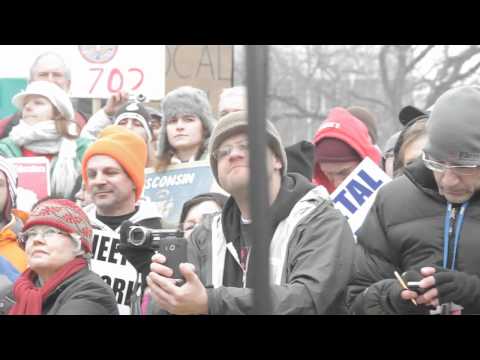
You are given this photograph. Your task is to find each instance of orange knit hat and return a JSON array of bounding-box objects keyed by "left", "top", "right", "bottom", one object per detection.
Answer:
[{"left": 81, "top": 125, "right": 147, "bottom": 200}]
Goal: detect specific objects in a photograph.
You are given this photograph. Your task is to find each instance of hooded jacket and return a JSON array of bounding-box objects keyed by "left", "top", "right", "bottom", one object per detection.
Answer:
[
  {"left": 313, "top": 107, "right": 382, "bottom": 193},
  {"left": 85, "top": 200, "right": 163, "bottom": 290},
  {"left": 84, "top": 199, "right": 163, "bottom": 234},
  {"left": 0, "top": 209, "right": 28, "bottom": 273},
  {"left": 187, "top": 173, "right": 355, "bottom": 314},
  {"left": 346, "top": 159, "right": 480, "bottom": 314}
]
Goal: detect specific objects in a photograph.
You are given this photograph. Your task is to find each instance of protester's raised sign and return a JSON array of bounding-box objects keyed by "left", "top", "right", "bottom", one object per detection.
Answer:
[
  {"left": 8, "top": 157, "right": 50, "bottom": 212},
  {"left": 143, "top": 161, "right": 226, "bottom": 228},
  {"left": 0, "top": 45, "right": 165, "bottom": 100},
  {"left": 166, "top": 45, "right": 233, "bottom": 115},
  {"left": 330, "top": 157, "right": 391, "bottom": 235},
  {"left": 89, "top": 229, "right": 138, "bottom": 315}
]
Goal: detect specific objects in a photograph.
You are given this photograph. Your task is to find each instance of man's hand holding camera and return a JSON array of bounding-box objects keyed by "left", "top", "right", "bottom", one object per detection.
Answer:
[{"left": 147, "top": 253, "right": 208, "bottom": 315}]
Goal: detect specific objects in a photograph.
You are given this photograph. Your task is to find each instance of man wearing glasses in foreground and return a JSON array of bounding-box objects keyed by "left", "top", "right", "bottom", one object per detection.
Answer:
[
  {"left": 147, "top": 111, "right": 355, "bottom": 315},
  {"left": 346, "top": 86, "right": 480, "bottom": 315}
]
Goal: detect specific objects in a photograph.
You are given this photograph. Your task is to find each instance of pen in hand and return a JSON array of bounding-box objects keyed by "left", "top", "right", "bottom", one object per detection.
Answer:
[{"left": 394, "top": 271, "right": 417, "bottom": 306}]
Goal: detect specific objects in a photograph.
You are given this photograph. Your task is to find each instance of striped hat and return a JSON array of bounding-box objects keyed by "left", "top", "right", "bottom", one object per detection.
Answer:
[
  {"left": 114, "top": 102, "right": 153, "bottom": 142},
  {"left": 21, "top": 198, "right": 93, "bottom": 255},
  {"left": 0, "top": 157, "right": 18, "bottom": 222}
]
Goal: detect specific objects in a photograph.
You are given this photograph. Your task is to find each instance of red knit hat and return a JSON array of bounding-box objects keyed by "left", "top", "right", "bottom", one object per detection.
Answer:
[
  {"left": 315, "top": 138, "right": 361, "bottom": 163},
  {"left": 82, "top": 125, "right": 147, "bottom": 200},
  {"left": 21, "top": 199, "right": 93, "bottom": 254}
]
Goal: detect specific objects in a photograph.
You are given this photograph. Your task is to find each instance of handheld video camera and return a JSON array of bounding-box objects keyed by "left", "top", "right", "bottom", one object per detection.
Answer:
[{"left": 119, "top": 221, "right": 187, "bottom": 280}]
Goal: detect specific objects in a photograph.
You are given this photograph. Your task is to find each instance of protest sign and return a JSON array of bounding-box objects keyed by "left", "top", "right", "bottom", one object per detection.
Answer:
[
  {"left": 0, "top": 45, "right": 165, "bottom": 100},
  {"left": 143, "top": 161, "right": 227, "bottom": 228},
  {"left": 89, "top": 229, "right": 138, "bottom": 315},
  {"left": 165, "top": 45, "right": 233, "bottom": 115},
  {"left": 8, "top": 157, "right": 50, "bottom": 212},
  {"left": 330, "top": 157, "right": 391, "bottom": 235}
]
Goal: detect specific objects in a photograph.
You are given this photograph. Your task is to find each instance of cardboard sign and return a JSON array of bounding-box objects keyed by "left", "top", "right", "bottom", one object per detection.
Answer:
[
  {"left": 165, "top": 45, "right": 233, "bottom": 115},
  {"left": 0, "top": 45, "right": 165, "bottom": 100},
  {"left": 330, "top": 157, "right": 391, "bottom": 235},
  {"left": 89, "top": 229, "right": 138, "bottom": 315},
  {"left": 143, "top": 161, "right": 227, "bottom": 228},
  {"left": 7, "top": 157, "right": 50, "bottom": 212}
]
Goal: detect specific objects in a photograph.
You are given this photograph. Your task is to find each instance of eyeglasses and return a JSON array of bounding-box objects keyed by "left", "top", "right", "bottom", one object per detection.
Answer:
[
  {"left": 422, "top": 151, "right": 480, "bottom": 176},
  {"left": 20, "top": 228, "right": 70, "bottom": 244},
  {"left": 213, "top": 141, "right": 249, "bottom": 160}
]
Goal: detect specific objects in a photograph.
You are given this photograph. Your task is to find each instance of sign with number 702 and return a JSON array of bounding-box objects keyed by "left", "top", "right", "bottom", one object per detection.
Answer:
[{"left": 72, "top": 45, "right": 165, "bottom": 100}]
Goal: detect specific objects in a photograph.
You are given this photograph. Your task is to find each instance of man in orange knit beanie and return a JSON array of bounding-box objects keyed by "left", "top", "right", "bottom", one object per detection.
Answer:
[
  {"left": 81, "top": 126, "right": 163, "bottom": 313},
  {"left": 81, "top": 125, "right": 162, "bottom": 233}
]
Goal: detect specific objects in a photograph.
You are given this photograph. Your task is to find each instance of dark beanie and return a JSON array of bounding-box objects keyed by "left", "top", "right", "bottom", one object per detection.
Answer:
[
  {"left": 285, "top": 141, "right": 314, "bottom": 180},
  {"left": 315, "top": 138, "right": 361, "bottom": 163}
]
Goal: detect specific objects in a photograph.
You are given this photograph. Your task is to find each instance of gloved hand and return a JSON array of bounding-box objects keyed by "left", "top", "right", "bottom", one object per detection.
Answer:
[
  {"left": 117, "top": 220, "right": 154, "bottom": 280},
  {"left": 434, "top": 270, "right": 480, "bottom": 308},
  {"left": 387, "top": 270, "right": 431, "bottom": 315}
]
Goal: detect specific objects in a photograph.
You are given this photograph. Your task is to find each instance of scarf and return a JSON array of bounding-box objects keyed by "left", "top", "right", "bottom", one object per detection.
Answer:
[
  {"left": 10, "top": 120, "right": 62, "bottom": 153},
  {"left": 8, "top": 257, "right": 87, "bottom": 315},
  {"left": 50, "top": 137, "right": 80, "bottom": 198},
  {"left": 9, "top": 120, "right": 80, "bottom": 198}
]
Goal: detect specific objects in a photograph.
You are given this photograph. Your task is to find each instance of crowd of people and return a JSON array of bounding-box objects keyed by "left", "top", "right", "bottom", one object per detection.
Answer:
[{"left": 0, "top": 50, "right": 479, "bottom": 315}]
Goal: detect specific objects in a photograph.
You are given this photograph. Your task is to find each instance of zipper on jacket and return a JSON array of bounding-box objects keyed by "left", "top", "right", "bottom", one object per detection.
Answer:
[
  {"left": 447, "top": 207, "right": 457, "bottom": 269},
  {"left": 242, "top": 248, "right": 252, "bottom": 288}
]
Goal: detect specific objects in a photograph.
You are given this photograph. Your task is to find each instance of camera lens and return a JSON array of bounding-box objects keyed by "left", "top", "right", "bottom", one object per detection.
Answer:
[{"left": 130, "top": 228, "right": 146, "bottom": 246}]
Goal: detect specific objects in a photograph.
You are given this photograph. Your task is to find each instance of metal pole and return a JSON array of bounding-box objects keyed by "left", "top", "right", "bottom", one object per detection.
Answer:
[{"left": 246, "top": 45, "right": 272, "bottom": 314}]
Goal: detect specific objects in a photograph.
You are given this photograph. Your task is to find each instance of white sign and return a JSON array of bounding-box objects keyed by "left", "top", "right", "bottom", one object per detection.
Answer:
[
  {"left": 89, "top": 229, "right": 139, "bottom": 315},
  {"left": 330, "top": 157, "right": 391, "bottom": 235},
  {"left": 0, "top": 45, "right": 165, "bottom": 100},
  {"left": 8, "top": 157, "right": 50, "bottom": 212}
]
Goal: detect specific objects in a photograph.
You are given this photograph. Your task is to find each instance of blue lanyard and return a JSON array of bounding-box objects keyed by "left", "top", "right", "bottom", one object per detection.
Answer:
[{"left": 443, "top": 202, "right": 468, "bottom": 270}]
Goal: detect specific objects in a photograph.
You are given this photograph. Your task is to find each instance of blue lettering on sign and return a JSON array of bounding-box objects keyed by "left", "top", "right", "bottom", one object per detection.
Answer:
[
  {"left": 333, "top": 168, "right": 385, "bottom": 216},
  {"left": 333, "top": 189, "right": 357, "bottom": 216},
  {"left": 357, "top": 170, "right": 384, "bottom": 191},
  {"left": 346, "top": 179, "right": 373, "bottom": 207}
]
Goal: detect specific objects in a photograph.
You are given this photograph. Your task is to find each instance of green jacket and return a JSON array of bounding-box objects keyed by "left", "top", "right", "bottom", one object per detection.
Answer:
[
  {"left": 0, "top": 137, "right": 93, "bottom": 199},
  {"left": 0, "top": 136, "right": 92, "bottom": 160}
]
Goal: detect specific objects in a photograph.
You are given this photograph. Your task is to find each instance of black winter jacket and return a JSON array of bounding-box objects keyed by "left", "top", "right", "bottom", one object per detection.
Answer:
[
  {"left": 0, "top": 267, "right": 119, "bottom": 315},
  {"left": 346, "top": 159, "right": 480, "bottom": 314}
]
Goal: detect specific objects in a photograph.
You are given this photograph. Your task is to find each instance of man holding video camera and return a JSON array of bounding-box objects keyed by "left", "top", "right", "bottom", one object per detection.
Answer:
[
  {"left": 346, "top": 86, "right": 480, "bottom": 315},
  {"left": 81, "top": 125, "right": 162, "bottom": 279},
  {"left": 146, "top": 111, "right": 355, "bottom": 315}
]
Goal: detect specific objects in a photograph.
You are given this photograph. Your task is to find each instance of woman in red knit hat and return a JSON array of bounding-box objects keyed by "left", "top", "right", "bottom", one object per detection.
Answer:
[{"left": 0, "top": 198, "right": 118, "bottom": 315}]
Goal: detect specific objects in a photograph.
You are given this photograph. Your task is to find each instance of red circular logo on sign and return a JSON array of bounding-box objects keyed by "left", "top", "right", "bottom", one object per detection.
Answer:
[{"left": 78, "top": 45, "right": 118, "bottom": 64}]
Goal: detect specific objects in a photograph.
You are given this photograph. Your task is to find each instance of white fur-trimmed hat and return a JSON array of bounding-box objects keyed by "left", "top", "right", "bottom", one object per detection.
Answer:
[{"left": 12, "top": 80, "right": 74, "bottom": 121}]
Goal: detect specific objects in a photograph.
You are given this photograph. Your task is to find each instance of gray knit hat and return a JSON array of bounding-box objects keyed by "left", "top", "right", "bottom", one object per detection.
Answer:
[
  {"left": 208, "top": 111, "right": 287, "bottom": 184},
  {"left": 424, "top": 86, "right": 480, "bottom": 165},
  {"left": 157, "top": 86, "right": 215, "bottom": 158}
]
